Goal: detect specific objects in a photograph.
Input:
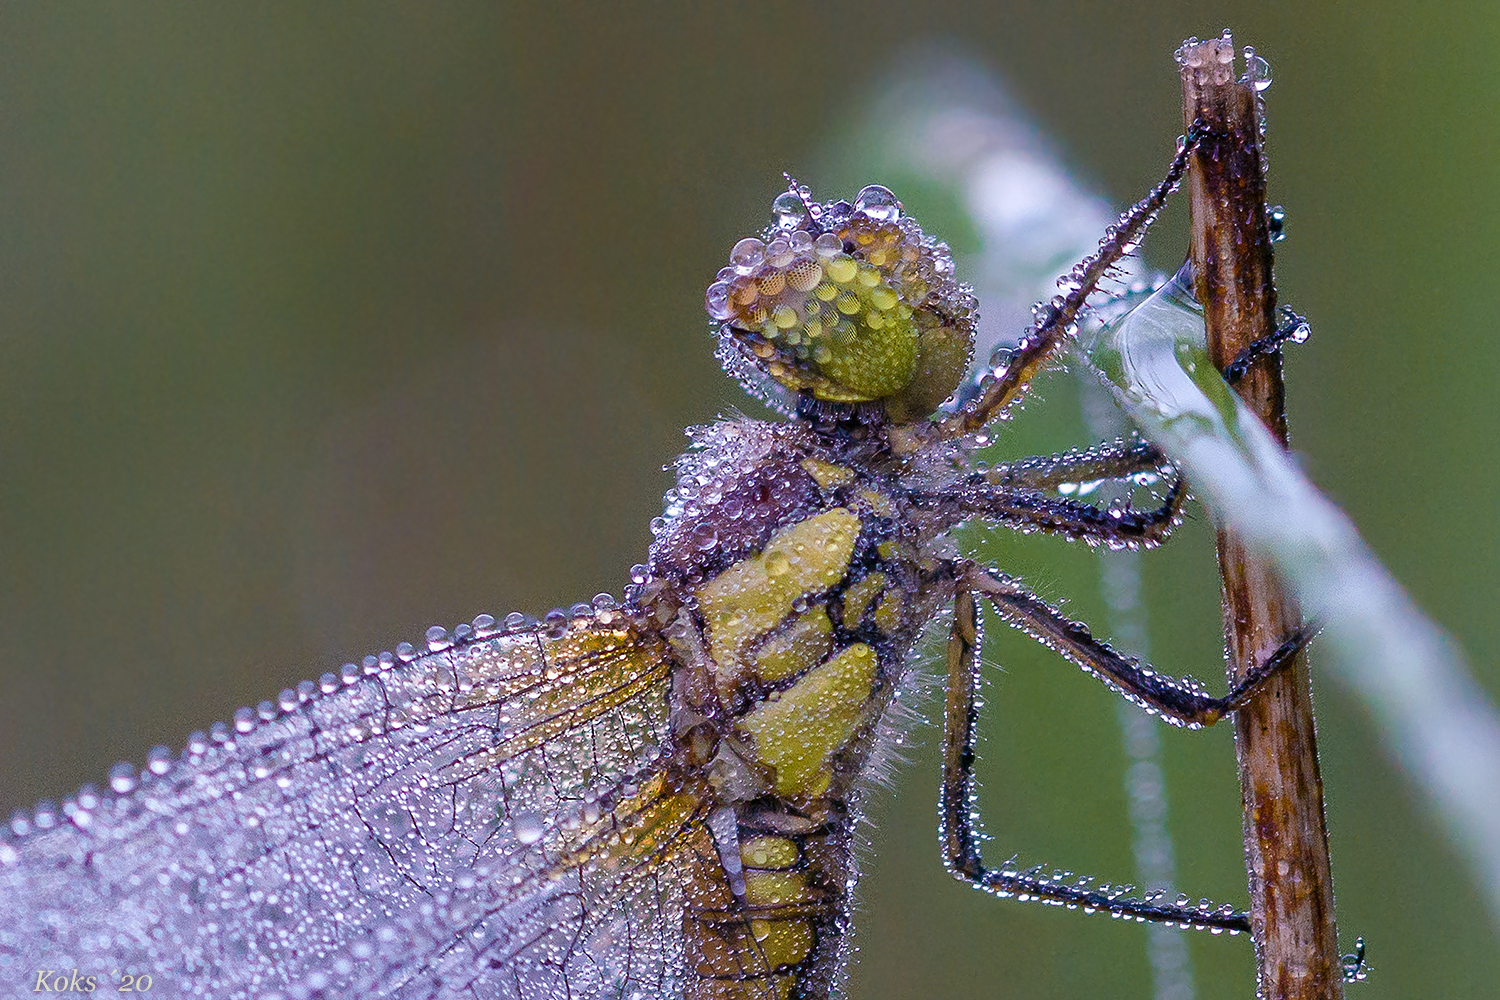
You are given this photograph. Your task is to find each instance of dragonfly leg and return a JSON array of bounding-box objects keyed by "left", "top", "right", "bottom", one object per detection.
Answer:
[
  {"left": 890, "top": 123, "right": 1213, "bottom": 456},
  {"left": 907, "top": 450, "right": 1187, "bottom": 548},
  {"left": 964, "top": 562, "right": 1312, "bottom": 726},
  {"left": 980, "top": 438, "right": 1171, "bottom": 493},
  {"left": 938, "top": 572, "right": 1252, "bottom": 931},
  {"left": 921, "top": 476, "right": 1186, "bottom": 549},
  {"left": 1221, "top": 307, "right": 1311, "bottom": 384}
]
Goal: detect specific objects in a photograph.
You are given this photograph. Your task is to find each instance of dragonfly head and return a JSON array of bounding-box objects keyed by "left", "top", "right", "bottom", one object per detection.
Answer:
[{"left": 707, "top": 178, "right": 977, "bottom": 425}]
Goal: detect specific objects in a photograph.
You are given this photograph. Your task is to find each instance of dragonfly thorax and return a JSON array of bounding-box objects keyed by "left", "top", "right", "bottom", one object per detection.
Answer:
[
  {"left": 641, "top": 409, "right": 962, "bottom": 820},
  {"left": 635, "top": 414, "right": 943, "bottom": 1000}
]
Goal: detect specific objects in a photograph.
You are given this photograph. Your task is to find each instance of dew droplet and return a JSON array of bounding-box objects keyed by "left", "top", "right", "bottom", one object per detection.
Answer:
[
  {"left": 853, "top": 184, "right": 901, "bottom": 222},
  {"left": 692, "top": 523, "right": 719, "bottom": 551},
  {"left": 730, "top": 237, "right": 766, "bottom": 270},
  {"left": 705, "top": 281, "right": 734, "bottom": 320},
  {"left": 1241, "top": 47, "right": 1272, "bottom": 91},
  {"left": 1267, "top": 205, "right": 1287, "bottom": 242},
  {"left": 785, "top": 257, "right": 823, "bottom": 293},
  {"left": 771, "top": 190, "right": 807, "bottom": 229},
  {"left": 512, "top": 812, "right": 544, "bottom": 845},
  {"left": 813, "top": 232, "right": 843, "bottom": 258},
  {"left": 109, "top": 762, "right": 138, "bottom": 794},
  {"left": 147, "top": 745, "right": 174, "bottom": 776}
]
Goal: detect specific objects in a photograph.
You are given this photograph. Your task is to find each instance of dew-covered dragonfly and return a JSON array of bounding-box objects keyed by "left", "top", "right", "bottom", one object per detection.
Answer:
[{"left": 0, "top": 127, "right": 1304, "bottom": 999}]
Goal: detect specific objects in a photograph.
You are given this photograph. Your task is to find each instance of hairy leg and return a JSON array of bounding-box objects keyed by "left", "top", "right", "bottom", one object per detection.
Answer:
[
  {"left": 964, "top": 562, "right": 1311, "bottom": 726},
  {"left": 909, "top": 476, "right": 1186, "bottom": 549},
  {"left": 889, "top": 122, "right": 1211, "bottom": 456},
  {"left": 938, "top": 573, "right": 1254, "bottom": 931}
]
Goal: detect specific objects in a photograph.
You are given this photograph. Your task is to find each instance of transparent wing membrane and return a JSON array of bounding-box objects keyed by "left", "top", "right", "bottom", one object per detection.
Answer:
[{"left": 0, "top": 609, "right": 685, "bottom": 999}]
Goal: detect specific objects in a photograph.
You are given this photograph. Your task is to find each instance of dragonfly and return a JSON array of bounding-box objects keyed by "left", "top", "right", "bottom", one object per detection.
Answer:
[{"left": 0, "top": 124, "right": 1307, "bottom": 999}]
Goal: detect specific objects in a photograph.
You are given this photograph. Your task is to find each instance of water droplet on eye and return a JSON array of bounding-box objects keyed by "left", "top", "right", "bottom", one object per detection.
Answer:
[
  {"left": 785, "top": 257, "right": 823, "bottom": 293},
  {"left": 730, "top": 237, "right": 766, "bottom": 271},
  {"left": 147, "top": 746, "right": 174, "bottom": 776},
  {"left": 765, "top": 239, "right": 795, "bottom": 268},
  {"left": 705, "top": 281, "right": 733, "bottom": 320},
  {"left": 771, "top": 190, "right": 808, "bottom": 229},
  {"left": 854, "top": 184, "right": 901, "bottom": 222},
  {"left": 109, "top": 763, "right": 137, "bottom": 794},
  {"left": 512, "top": 812, "right": 544, "bottom": 844}
]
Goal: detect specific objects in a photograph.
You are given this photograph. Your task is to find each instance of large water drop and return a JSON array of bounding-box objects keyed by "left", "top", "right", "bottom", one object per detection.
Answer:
[{"left": 853, "top": 184, "right": 901, "bottom": 223}]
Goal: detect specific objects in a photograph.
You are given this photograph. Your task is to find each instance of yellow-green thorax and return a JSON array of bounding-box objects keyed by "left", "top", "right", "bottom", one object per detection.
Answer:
[{"left": 652, "top": 427, "right": 923, "bottom": 809}]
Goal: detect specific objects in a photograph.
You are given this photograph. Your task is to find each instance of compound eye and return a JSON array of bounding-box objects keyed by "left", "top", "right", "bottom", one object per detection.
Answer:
[{"left": 708, "top": 182, "right": 977, "bottom": 418}]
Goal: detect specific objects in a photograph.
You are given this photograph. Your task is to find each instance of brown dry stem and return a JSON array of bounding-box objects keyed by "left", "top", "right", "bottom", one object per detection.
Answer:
[{"left": 1177, "top": 33, "right": 1344, "bottom": 1000}]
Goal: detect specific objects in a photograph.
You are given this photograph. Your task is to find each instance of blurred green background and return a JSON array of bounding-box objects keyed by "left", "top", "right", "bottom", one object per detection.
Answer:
[{"left": 1, "top": 3, "right": 1496, "bottom": 998}]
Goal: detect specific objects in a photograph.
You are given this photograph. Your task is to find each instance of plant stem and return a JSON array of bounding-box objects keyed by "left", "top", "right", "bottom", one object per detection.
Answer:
[{"left": 1177, "top": 33, "right": 1343, "bottom": 1000}]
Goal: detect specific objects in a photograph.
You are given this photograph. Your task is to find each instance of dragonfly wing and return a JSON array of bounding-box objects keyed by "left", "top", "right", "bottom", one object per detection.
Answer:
[
  {"left": 0, "top": 610, "right": 685, "bottom": 999},
  {"left": 401, "top": 769, "right": 722, "bottom": 999}
]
